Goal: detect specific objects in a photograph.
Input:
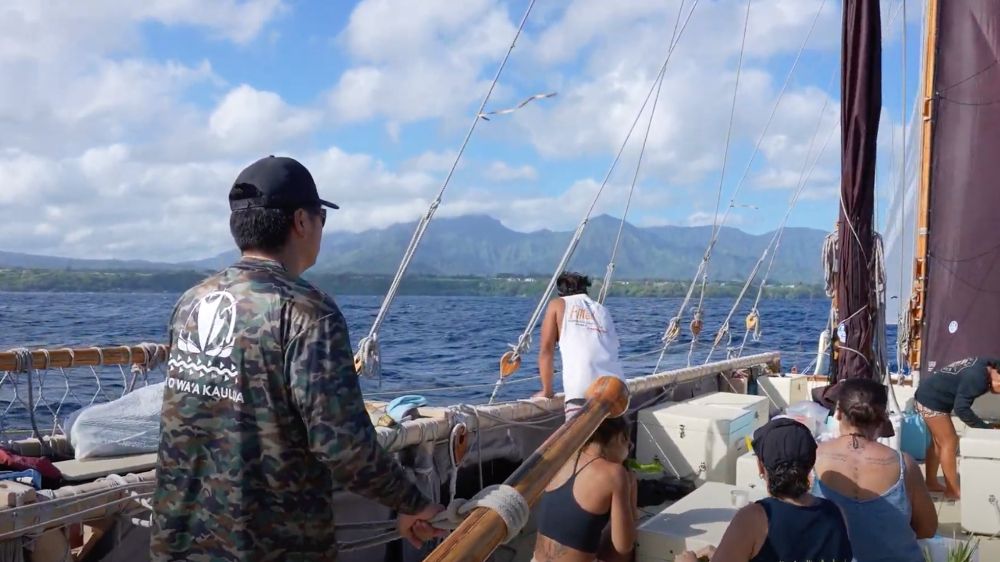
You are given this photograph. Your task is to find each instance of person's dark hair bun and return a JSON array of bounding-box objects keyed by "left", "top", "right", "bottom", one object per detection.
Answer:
[
  {"left": 836, "top": 378, "right": 888, "bottom": 429},
  {"left": 844, "top": 401, "right": 880, "bottom": 426}
]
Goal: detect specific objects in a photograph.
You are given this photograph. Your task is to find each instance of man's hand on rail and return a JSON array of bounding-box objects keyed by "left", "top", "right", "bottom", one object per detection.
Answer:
[{"left": 398, "top": 503, "right": 447, "bottom": 548}]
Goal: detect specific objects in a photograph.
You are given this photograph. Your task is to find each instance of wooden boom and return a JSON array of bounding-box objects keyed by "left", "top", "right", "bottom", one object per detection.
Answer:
[
  {"left": 0, "top": 344, "right": 169, "bottom": 372},
  {"left": 423, "top": 375, "right": 629, "bottom": 562}
]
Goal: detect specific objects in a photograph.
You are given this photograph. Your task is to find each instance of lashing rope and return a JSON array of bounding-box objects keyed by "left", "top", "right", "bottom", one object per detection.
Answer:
[
  {"left": 11, "top": 348, "right": 50, "bottom": 456},
  {"left": 127, "top": 342, "right": 163, "bottom": 393}
]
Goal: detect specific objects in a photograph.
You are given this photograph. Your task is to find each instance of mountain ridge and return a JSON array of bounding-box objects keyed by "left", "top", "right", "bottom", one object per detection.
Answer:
[{"left": 0, "top": 214, "right": 827, "bottom": 283}]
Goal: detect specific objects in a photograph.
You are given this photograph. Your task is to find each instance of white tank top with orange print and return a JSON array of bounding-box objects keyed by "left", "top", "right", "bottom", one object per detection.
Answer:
[{"left": 558, "top": 293, "right": 625, "bottom": 401}]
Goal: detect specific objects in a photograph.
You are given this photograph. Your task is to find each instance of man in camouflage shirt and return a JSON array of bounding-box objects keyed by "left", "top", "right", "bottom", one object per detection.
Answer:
[{"left": 152, "top": 156, "right": 443, "bottom": 561}]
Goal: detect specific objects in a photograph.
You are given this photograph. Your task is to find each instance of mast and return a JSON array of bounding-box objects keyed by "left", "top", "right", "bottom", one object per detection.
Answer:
[
  {"left": 906, "top": 0, "right": 939, "bottom": 372},
  {"left": 835, "top": 0, "right": 882, "bottom": 380}
]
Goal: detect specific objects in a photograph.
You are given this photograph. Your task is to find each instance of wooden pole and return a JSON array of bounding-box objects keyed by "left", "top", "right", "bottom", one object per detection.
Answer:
[
  {"left": 423, "top": 375, "right": 629, "bottom": 562},
  {"left": 906, "top": 0, "right": 939, "bottom": 372},
  {"left": 0, "top": 344, "right": 169, "bottom": 372}
]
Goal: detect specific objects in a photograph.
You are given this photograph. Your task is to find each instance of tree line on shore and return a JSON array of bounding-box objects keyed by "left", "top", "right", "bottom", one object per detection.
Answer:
[{"left": 0, "top": 268, "right": 826, "bottom": 299}]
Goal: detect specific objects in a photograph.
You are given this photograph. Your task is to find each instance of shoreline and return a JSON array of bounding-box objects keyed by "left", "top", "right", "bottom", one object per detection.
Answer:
[{"left": 0, "top": 267, "right": 826, "bottom": 299}]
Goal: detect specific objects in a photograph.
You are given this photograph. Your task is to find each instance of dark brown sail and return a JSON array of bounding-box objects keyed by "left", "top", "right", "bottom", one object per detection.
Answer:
[
  {"left": 835, "top": 0, "right": 881, "bottom": 380},
  {"left": 920, "top": 3, "right": 1000, "bottom": 371}
]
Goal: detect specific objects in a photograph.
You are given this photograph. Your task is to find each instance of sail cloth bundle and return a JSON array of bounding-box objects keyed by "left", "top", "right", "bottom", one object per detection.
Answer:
[
  {"left": 335, "top": 484, "right": 531, "bottom": 552},
  {"left": 66, "top": 382, "right": 165, "bottom": 459}
]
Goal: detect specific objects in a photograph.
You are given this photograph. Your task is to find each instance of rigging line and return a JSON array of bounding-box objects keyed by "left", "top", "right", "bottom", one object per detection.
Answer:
[
  {"left": 707, "top": 0, "right": 753, "bottom": 258},
  {"left": 928, "top": 242, "right": 1000, "bottom": 263},
  {"left": 719, "top": 87, "right": 836, "bottom": 362},
  {"left": 598, "top": 0, "right": 689, "bottom": 305},
  {"left": 936, "top": 60, "right": 997, "bottom": 93},
  {"left": 598, "top": 56, "right": 668, "bottom": 304},
  {"left": 363, "top": 375, "right": 543, "bottom": 398},
  {"left": 580, "top": 0, "right": 699, "bottom": 222},
  {"left": 358, "top": 0, "right": 539, "bottom": 348},
  {"left": 897, "top": 0, "right": 908, "bottom": 369},
  {"left": 936, "top": 94, "right": 1000, "bottom": 107},
  {"left": 706, "top": 0, "right": 828, "bottom": 246},
  {"left": 736, "top": 106, "right": 839, "bottom": 358},
  {"left": 686, "top": 0, "right": 754, "bottom": 366},
  {"left": 654, "top": 0, "right": 827, "bottom": 373},
  {"left": 504, "top": 0, "right": 703, "bottom": 363}
]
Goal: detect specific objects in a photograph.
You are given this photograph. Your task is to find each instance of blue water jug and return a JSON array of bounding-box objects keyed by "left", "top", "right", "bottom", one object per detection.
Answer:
[{"left": 900, "top": 411, "right": 929, "bottom": 461}]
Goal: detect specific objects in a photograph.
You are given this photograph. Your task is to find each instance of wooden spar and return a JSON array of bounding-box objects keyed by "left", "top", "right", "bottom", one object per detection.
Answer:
[
  {"left": 906, "top": 0, "right": 939, "bottom": 372},
  {"left": 423, "top": 375, "right": 629, "bottom": 562},
  {"left": 0, "top": 344, "right": 169, "bottom": 372}
]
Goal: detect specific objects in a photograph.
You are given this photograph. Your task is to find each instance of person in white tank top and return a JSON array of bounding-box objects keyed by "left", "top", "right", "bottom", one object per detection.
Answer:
[{"left": 536, "top": 272, "right": 625, "bottom": 418}]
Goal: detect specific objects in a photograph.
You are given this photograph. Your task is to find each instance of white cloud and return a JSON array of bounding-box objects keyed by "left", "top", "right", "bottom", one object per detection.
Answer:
[
  {"left": 483, "top": 161, "right": 538, "bottom": 182},
  {"left": 401, "top": 150, "right": 459, "bottom": 173},
  {"left": 0, "top": 0, "right": 868, "bottom": 262},
  {"left": 326, "top": 0, "right": 519, "bottom": 126},
  {"left": 511, "top": 0, "right": 844, "bottom": 214},
  {"left": 139, "top": 0, "right": 286, "bottom": 45},
  {"left": 687, "top": 210, "right": 745, "bottom": 227},
  {"left": 0, "top": 0, "right": 284, "bottom": 62},
  {"left": 208, "top": 85, "right": 320, "bottom": 152}
]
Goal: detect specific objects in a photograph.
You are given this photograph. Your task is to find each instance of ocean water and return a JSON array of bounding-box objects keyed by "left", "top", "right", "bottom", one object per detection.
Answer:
[{"left": 0, "top": 292, "right": 897, "bottom": 412}]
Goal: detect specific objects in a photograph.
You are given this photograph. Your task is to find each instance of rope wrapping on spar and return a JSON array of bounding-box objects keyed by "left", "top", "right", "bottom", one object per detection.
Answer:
[
  {"left": 337, "top": 484, "right": 531, "bottom": 552},
  {"left": 353, "top": 0, "right": 542, "bottom": 384},
  {"left": 495, "top": 0, "right": 703, "bottom": 392},
  {"left": 127, "top": 342, "right": 163, "bottom": 393}
]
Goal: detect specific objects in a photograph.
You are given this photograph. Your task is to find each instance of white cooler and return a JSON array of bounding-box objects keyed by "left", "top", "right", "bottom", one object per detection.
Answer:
[
  {"left": 636, "top": 402, "right": 755, "bottom": 485},
  {"left": 756, "top": 374, "right": 807, "bottom": 415},
  {"left": 735, "top": 451, "right": 766, "bottom": 491},
  {"left": 960, "top": 428, "right": 1000, "bottom": 535},
  {"left": 686, "top": 391, "right": 770, "bottom": 431},
  {"left": 636, "top": 482, "right": 767, "bottom": 562}
]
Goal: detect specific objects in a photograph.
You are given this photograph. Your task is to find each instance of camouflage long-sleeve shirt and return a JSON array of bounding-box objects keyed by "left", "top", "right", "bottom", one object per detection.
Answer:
[{"left": 151, "top": 257, "right": 429, "bottom": 561}]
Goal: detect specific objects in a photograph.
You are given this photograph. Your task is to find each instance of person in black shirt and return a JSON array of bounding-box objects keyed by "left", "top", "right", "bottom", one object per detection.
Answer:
[
  {"left": 675, "top": 418, "right": 852, "bottom": 562},
  {"left": 914, "top": 357, "right": 1000, "bottom": 499}
]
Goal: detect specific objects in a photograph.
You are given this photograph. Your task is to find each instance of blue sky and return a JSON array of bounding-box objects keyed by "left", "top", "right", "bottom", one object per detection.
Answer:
[{"left": 0, "top": 0, "right": 924, "bottom": 262}]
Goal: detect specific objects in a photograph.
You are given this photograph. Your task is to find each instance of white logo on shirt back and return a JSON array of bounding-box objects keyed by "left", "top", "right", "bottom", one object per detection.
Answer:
[
  {"left": 167, "top": 290, "right": 244, "bottom": 403},
  {"left": 176, "top": 291, "right": 237, "bottom": 358}
]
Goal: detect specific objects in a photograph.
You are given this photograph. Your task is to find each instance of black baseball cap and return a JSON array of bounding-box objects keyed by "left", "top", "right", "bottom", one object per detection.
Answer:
[
  {"left": 229, "top": 155, "right": 339, "bottom": 211},
  {"left": 751, "top": 417, "right": 817, "bottom": 472}
]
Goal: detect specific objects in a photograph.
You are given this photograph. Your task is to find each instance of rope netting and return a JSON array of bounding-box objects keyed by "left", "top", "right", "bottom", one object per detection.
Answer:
[{"left": 0, "top": 345, "right": 167, "bottom": 444}]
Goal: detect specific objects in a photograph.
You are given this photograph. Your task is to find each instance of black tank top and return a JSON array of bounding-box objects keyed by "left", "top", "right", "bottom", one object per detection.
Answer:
[
  {"left": 535, "top": 454, "right": 611, "bottom": 553},
  {"left": 751, "top": 497, "right": 853, "bottom": 562}
]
